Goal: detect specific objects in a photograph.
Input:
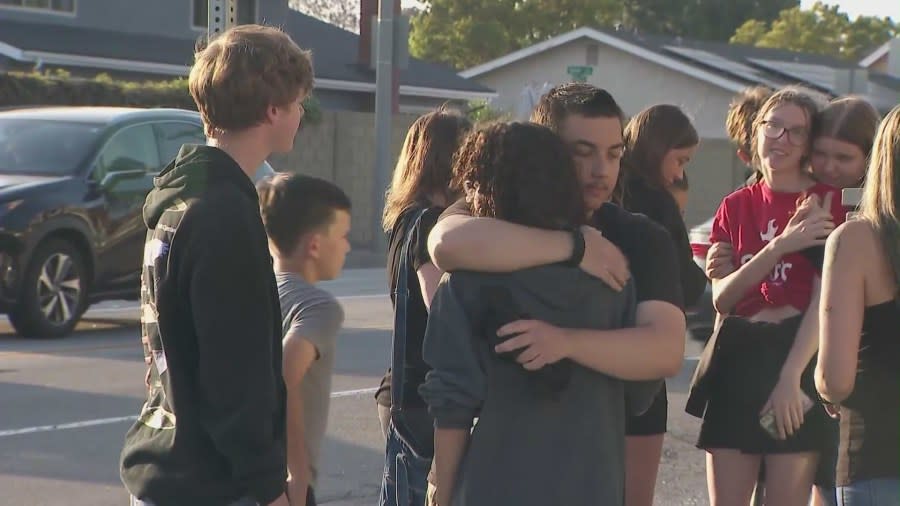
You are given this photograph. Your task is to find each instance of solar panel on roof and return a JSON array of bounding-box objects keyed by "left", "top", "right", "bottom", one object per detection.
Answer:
[
  {"left": 748, "top": 59, "right": 837, "bottom": 92},
  {"left": 664, "top": 46, "right": 783, "bottom": 88}
]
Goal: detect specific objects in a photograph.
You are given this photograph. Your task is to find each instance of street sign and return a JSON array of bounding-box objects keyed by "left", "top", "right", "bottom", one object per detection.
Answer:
[{"left": 567, "top": 65, "right": 594, "bottom": 82}]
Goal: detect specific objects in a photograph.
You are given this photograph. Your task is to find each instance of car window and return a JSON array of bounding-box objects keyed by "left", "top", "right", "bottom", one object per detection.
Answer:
[
  {"left": 94, "top": 124, "right": 160, "bottom": 181},
  {"left": 154, "top": 121, "right": 205, "bottom": 165},
  {"left": 0, "top": 119, "right": 102, "bottom": 176}
]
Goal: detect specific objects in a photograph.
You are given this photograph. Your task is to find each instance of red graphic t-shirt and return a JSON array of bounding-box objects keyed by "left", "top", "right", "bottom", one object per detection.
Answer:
[{"left": 710, "top": 181, "right": 845, "bottom": 317}]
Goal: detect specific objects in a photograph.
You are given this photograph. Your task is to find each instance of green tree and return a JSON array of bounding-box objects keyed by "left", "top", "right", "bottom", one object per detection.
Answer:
[
  {"left": 409, "top": 0, "right": 620, "bottom": 70},
  {"left": 731, "top": 19, "right": 770, "bottom": 45},
  {"left": 730, "top": 2, "right": 899, "bottom": 60},
  {"left": 672, "top": 0, "right": 800, "bottom": 42},
  {"left": 411, "top": 0, "right": 798, "bottom": 70}
]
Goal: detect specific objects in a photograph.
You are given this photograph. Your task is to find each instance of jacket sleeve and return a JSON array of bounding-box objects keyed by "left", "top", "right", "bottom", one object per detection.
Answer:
[
  {"left": 185, "top": 211, "right": 286, "bottom": 504},
  {"left": 418, "top": 274, "right": 487, "bottom": 429}
]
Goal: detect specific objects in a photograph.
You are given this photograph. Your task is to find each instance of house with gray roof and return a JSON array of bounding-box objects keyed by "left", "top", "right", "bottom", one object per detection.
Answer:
[
  {"left": 0, "top": 0, "right": 495, "bottom": 113},
  {"left": 460, "top": 26, "right": 900, "bottom": 226}
]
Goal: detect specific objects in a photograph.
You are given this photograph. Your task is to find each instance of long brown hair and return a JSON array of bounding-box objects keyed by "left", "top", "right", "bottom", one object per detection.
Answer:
[
  {"left": 860, "top": 104, "right": 900, "bottom": 293},
  {"left": 617, "top": 104, "right": 698, "bottom": 202},
  {"left": 382, "top": 109, "right": 472, "bottom": 231}
]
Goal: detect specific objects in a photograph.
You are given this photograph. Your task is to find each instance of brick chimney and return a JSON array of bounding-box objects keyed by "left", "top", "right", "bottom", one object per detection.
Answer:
[{"left": 358, "top": 0, "right": 377, "bottom": 67}]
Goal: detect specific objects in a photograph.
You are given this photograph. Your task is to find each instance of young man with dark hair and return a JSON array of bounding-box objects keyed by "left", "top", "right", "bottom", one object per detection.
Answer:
[
  {"left": 427, "top": 82, "right": 686, "bottom": 505},
  {"left": 258, "top": 173, "right": 352, "bottom": 506},
  {"left": 120, "top": 25, "right": 313, "bottom": 506},
  {"left": 421, "top": 121, "right": 658, "bottom": 506}
]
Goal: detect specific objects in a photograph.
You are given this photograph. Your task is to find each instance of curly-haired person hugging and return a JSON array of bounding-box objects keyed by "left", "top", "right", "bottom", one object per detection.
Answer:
[{"left": 419, "top": 122, "right": 662, "bottom": 506}]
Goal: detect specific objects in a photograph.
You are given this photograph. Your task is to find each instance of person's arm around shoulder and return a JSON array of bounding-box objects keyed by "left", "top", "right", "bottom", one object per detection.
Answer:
[
  {"left": 427, "top": 208, "right": 630, "bottom": 290},
  {"left": 185, "top": 209, "right": 287, "bottom": 506},
  {"left": 494, "top": 221, "right": 685, "bottom": 380},
  {"left": 561, "top": 221, "right": 686, "bottom": 379},
  {"left": 816, "top": 219, "right": 869, "bottom": 404}
]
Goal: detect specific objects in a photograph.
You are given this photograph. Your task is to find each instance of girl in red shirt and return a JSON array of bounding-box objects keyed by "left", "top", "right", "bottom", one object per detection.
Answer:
[{"left": 694, "top": 86, "right": 845, "bottom": 505}]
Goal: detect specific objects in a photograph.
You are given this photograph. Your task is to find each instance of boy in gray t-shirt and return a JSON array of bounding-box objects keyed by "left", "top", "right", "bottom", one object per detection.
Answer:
[{"left": 257, "top": 174, "right": 352, "bottom": 506}]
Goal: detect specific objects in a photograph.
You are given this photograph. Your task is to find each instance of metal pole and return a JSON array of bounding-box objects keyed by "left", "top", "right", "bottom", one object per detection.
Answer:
[
  {"left": 208, "top": 0, "right": 236, "bottom": 39},
  {"left": 372, "top": 0, "right": 397, "bottom": 254}
]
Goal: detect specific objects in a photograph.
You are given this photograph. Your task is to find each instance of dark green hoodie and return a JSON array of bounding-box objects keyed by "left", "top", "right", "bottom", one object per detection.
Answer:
[{"left": 120, "top": 145, "right": 287, "bottom": 506}]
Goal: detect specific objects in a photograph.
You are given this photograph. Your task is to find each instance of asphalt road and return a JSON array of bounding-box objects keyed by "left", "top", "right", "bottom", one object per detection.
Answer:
[{"left": 0, "top": 268, "right": 709, "bottom": 506}]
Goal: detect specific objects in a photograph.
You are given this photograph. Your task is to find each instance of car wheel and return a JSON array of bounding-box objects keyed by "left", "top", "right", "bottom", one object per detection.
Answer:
[{"left": 10, "top": 239, "right": 88, "bottom": 338}]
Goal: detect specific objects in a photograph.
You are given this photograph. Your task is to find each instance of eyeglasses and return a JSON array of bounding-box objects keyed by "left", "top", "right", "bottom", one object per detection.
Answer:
[{"left": 761, "top": 121, "right": 809, "bottom": 146}]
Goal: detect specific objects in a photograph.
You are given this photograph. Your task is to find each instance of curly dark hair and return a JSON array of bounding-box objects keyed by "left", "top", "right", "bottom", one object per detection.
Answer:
[{"left": 452, "top": 122, "right": 586, "bottom": 230}]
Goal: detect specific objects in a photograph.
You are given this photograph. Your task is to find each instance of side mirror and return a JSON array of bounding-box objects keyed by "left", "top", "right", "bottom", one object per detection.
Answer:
[{"left": 100, "top": 169, "right": 146, "bottom": 191}]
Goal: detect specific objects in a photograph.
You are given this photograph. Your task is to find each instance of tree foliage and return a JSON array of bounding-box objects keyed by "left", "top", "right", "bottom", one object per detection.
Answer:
[
  {"left": 620, "top": 0, "right": 797, "bottom": 42},
  {"left": 730, "top": 2, "right": 899, "bottom": 61},
  {"left": 410, "top": 0, "right": 798, "bottom": 70},
  {"left": 410, "top": 0, "right": 621, "bottom": 70},
  {"left": 0, "top": 71, "right": 322, "bottom": 123}
]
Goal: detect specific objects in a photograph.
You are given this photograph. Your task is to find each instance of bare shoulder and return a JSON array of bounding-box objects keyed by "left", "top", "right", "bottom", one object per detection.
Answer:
[
  {"left": 826, "top": 219, "right": 880, "bottom": 266},
  {"left": 831, "top": 219, "right": 877, "bottom": 247}
]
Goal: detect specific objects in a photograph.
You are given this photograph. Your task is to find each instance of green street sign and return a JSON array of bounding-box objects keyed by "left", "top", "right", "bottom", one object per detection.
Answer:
[{"left": 567, "top": 65, "right": 594, "bottom": 82}]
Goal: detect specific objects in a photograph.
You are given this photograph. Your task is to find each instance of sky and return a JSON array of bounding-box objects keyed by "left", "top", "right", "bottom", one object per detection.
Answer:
[
  {"left": 799, "top": 1, "right": 896, "bottom": 20},
  {"left": 401, "top": 1, "right": 898, "bottom": 21}
]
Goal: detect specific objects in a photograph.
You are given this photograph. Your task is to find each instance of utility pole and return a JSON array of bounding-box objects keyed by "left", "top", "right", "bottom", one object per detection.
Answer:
[
  {"left": 371, "top": 0, "right": 406, "bottom": 254},
  {"left": 207, "top": 0, "right": 236, "bottom": 38}
]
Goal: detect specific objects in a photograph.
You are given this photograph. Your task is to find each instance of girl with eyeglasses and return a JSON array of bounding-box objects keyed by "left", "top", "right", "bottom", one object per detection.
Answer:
[{"left": 689, "top": 86, "right": 847, "bottom": 505}]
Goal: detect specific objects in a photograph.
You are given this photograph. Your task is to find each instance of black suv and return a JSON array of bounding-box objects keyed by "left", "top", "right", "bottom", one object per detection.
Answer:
[{"left": 0, "top": 107, "right": 205, "bottom": 338}]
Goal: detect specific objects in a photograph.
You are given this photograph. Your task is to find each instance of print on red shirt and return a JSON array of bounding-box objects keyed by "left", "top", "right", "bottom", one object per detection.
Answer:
[{"left": 710, "top": 181, "right": 845, "bottom": 317}]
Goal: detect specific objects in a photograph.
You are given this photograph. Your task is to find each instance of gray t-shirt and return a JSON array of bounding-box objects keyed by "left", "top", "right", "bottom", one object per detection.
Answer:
[
  {"left": 276, "top": 272, "right": 344, "bottom": 485},
  {"left": 419, "top": 266, "right": 661, "bottom": 506}
]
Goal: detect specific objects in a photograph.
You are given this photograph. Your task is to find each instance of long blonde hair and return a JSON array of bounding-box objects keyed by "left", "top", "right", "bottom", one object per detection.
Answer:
[
  {"left": 381, "top": 109, "right": 472, "bottom": 231},
  {"left": 860, "top": 104, "right": 900, "bottom": 293}
]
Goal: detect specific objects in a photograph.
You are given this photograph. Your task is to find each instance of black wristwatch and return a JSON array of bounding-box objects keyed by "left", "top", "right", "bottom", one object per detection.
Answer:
[{"left": 565, "top": 227, "right": 586, "bottom": 267}]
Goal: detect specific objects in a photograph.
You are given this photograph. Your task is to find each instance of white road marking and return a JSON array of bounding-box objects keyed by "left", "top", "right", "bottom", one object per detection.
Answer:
[
  {"left": 330, "top": 387, "right": 378, "bottom": 398},
  {"left": 0, "top": 415, "right": 138, "bottom": 438},
  {"left": 0, "top": 387, "right": 380, "bottom": 438},
  {"left": 80, "top": 294, "right": 388, "bottom": 318},
  {"left": 335, "top": 294, "right": 389, "bottom": 301}
]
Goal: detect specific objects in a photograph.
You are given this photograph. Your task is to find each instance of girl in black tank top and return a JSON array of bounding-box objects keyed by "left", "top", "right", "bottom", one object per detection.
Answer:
[
  {"left": 816, "top": 104, "right": 900, "bottom": 506},
  {"left": 835, "top": 301, "right": 900, "bottom": 488}
]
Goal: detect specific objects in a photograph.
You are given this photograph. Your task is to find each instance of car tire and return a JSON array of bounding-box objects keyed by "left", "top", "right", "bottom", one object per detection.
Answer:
[{"left": 10, "top": 238, "right": 88, "bottom": 338}]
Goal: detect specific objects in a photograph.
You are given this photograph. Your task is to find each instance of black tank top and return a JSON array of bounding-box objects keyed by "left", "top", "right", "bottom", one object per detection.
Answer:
[{"left": 836, "top": 300, "right": 900, "bottom": 486}]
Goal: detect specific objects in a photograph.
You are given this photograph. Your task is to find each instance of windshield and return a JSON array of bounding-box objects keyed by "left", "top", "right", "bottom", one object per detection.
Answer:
[{"left": 0, "top": 118, "right": 104, "bottom": 176}]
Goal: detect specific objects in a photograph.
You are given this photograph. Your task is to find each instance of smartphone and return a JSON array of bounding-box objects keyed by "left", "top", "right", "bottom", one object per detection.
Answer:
[{"left": 759, "top": 393, "right": 816, "bottom": 439}]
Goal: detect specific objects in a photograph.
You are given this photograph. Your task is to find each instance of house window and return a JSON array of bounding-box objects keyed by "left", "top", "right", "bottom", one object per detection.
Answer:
[
  {"left": 192, "top": 0, "right": 256, "bottom": 29},
  {"left": 0, "top": 0, "right": 75, "bottom": 13}
]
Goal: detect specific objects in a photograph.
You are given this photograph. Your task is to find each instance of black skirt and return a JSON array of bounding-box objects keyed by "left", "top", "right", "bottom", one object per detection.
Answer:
[{"left": 688, "top": 315, "right": 830, "bottom": 454}]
